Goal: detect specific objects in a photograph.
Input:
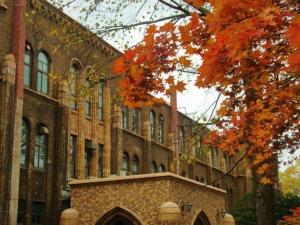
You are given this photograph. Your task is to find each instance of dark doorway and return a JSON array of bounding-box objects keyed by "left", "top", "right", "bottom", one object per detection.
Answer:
[
  {"left": 96, "top": 207, "right": 142, "bottom": 225},
  {"left": 193, "top": 211, "right": 211, "bottom": 225}
]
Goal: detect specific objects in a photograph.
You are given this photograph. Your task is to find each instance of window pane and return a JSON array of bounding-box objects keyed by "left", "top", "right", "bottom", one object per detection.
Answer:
[
  {"left": 98, "top": 144, "right": 104, "bottom": 177},
  {"left": 37, "top": 52, "right": 48, "bottom": 94},
  {"left": 32, "top": 202, "right": 44, "bottom": 225},
  {"left": 70, "top": 135, "right": 76, "bottom": 178},
  {"left": 17, "top": 199, "right": 26, "bottom": 225},
  {"left": 24, "top": 65, "right": 30, "bottom": 87},
  {"left": 34, "top": 133, "right": 47, "bottom": 170},
  {"left": 98, "top": 83, "right": 104, "bottom": 121},
  {"left": 21, "top": 120, "right": 29, "bottom": 167}
]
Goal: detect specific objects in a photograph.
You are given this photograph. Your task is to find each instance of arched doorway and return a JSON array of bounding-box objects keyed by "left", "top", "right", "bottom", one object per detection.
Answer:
[
  {"left": 96, "top": 207, "right": 142, "bottom": 225},
  {"left": 193, "top": 211, "right": 211, "bottom": 225}
]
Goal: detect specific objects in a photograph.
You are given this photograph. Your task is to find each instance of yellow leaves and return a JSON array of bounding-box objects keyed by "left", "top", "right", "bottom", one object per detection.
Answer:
[{"left": 260, "top": 177, "right": 273, "bottom": 185}]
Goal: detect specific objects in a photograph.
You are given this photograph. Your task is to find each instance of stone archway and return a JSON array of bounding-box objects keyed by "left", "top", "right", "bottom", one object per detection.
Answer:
[
  {"left": 193, "top": 211, "right": 211, "bottom": 225},
  {"left": 96, "top": 207, "right": 142, "bottom": 225}
]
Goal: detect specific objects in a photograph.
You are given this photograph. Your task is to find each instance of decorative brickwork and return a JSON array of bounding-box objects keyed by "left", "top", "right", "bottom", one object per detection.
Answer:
[{"left": 70, "top": 173, "right": 226, "bottom": 225}]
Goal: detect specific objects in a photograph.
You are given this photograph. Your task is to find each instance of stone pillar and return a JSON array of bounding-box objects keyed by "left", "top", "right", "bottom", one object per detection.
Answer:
[
  {"left": 142, "top": 120, "right": 151, "bottom": 173},
  {"left": 170, "top": 93, "right": 179, "bottom": 175},
  {"left": 111, "top": 105, "right": 122, "bottom": 175},
  {"left": 0, "top": 55, "right": 18, "bottom": 225},
  {"left": 103, "top": 85, "right": 111, "bottom": 177},
  {"left": 76, "top": 97, "right": 85, "bottom": 179},
  {"left": 89, "top": 86, "right": 98, "bottom": 178}
]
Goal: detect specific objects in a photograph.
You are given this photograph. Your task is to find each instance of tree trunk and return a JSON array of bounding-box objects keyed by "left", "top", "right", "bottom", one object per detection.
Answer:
[{"left": 254, "top": 173, "right": 275, "bottom": 225}]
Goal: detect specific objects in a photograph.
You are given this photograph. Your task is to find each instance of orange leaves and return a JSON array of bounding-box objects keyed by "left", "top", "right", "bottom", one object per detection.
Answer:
[
  {"left": 112, "top": 0, "right": 300, "bottom": 183},
  {"left": 178, "top": 56, "right": 191, "bottom": 67},
  {"left": 184, "top": 0, "right": 205, "bottom": 9},
  {"left": 286, "top": 15, "right": 300, "bottom": 74},
  {"left": 113, "top": 57, "right": 127, "bottom": 74},
  {"left": 286, "top": 15, "right": 300, "bottom": 50}
]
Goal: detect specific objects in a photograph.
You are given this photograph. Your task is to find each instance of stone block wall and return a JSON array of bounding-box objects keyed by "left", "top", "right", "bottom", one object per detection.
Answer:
[{"left": 70, "top": 173, "right": 226, "bottom": 225}]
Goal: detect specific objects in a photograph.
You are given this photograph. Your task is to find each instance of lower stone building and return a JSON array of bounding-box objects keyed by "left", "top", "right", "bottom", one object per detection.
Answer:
[{"left": 69, "top": 173, "right": 227, "bottom": 225}]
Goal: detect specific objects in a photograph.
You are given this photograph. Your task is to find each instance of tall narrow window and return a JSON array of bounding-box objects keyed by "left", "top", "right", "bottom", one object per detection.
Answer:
[
  {"left": 122, "top": 152, "right": 129, "bottom": 172},
  {"left": 69, "top": 135, "right": 77, "bottom": 178},
  {"left": 34, "top": 126, "right": 48, "bottom": 170},
  {"left": 132, "top": 155, "right": 139, "bottom": 175},
  {"left": 70, "top": 64, "right": 80, "bottom": 110},
  {"left": 85, "top": 79, "right": 92, "bottom": 117},
  {"left": 211, "top": 148, "right": 219, "bottom": 168},
  {"left": 131, "top": 109, "right": 138, "bottom": 133},
  {"left": 122, "top": 107, "right": 129, "bottom": 129},
  {"left": 17, "top": 199, "right": 26, "bottom": 225},
  {"left": 158, "top": 115, "right": 164, "bottom": 143},
  {"left": 32, "top": 202, "right": 44, "bottom": 225},
  {"left": 21, "top": 119, "right": 29, "bottom": 168},
  {"left": 98, "top": 82, "right": 104, "bottom": 121},
  {"left": 84, "top": 140, "right": 92, "bottom": 178},
  {"left": 24, "top": 43, "right": 32, "bottom": 87},
  {"left": 150, "top": 110, "right": 155, "bottom": 139},
  {"left": 151, "top": 161, "right": 158, "bottom": 173},
  {"left": 179, "top": 126, "right": 185, "bottom": 153},
  {"left": 98, "top": 144, "right": 104, "bottom": 177},
  {"left": 159, "top": 164, "right": 166, "bottom": 172},
  {"left": 37, "top": 52, "right": 49, "bottom": 94},
  {"left": 224, "top": 154, "right": 232, "bottom": 171}
]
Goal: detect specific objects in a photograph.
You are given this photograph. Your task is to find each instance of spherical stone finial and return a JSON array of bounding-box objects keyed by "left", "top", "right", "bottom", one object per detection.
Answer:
[
  {"left": 60, "top": 208, "right": 79, "bottom": 225},
  {"left": 221, "top": 213, "right": 235, "bottom": 225},
  {"left": 159, "top": 202, "right": 181, "bottom": 222}
]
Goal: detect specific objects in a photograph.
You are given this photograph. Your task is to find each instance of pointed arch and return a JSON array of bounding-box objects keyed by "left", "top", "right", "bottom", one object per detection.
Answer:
[
  {"left": 96, "top": 207, "right": 143, "bottom": 225},
  {"left": 192, "top": 210, "right": 211, "bottom": 225}
]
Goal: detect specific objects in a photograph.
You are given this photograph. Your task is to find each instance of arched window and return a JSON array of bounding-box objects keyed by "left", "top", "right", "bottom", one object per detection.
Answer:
[
  {"left": 122, "top": 107, "right": 129, "bottom": 129},
  {"left": 150, "top": 110, "right": 155, "bottom": 139},
  {"left": 151, "top": 161, "right": 158, "bottom": 173},
  {"left": 179, "top": 126, "right": 185, "bottom": 153},
  {"left": 159, "top": 164, "right": 166, "bottom": 172},
  {"left": 158, "top": 115, "right": 164, "bottom": 144},
  {"left": 181, "top": 171, "right": 187, "bottom": 177},
  {"left": 132, "top": 155, "right": 140, "bottom": 175},
  {"left": 70, "top": 64, "right": 80, "bottom": 110},
  {"left": 195, "top": 176, "right": 199, "bottom": 181},
  {"left": 131, "top": 109, "right": 138, "bottom": 133},
  {"left": 98, "top": 82, "right": 104, "bottom": 121},
  {"left": 37, "top": 52, "right": 49, "bottom": 94},
  {"left": 34, "top": 125, "right": 48, "bottom": 170},
  {"left": 24, "top": 43, "right": 32, "bottom": 87},
  {"left": 20, "top": 119, "right": 30, "bottom": 167},
  {"left": 122, "top": 152, "right": 129, "bottom": 172}
]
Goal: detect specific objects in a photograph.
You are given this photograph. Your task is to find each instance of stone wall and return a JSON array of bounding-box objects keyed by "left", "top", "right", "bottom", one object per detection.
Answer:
[{"left": 70, "top": 173, "right": 226, "bottom": 225}]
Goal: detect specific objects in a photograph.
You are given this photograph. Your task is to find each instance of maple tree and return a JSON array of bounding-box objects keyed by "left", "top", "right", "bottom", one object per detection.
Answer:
[{"left": 110, "top": 0, "right": 300, "bottom": 184}]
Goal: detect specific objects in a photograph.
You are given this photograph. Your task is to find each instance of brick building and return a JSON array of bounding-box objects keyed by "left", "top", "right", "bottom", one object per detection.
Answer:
[{"left": 0, "top": 0, "right": 252, "bottom": 225}]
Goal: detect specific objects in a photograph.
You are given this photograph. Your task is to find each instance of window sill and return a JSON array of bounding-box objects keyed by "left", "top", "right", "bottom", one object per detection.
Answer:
[
  {"left": 0, "top": 3, "right": 8, "bottom": 11},
  {"left": 85, "top": 115, "right": 92, "bottom": 120}
]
